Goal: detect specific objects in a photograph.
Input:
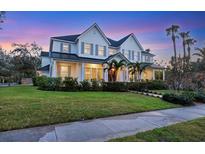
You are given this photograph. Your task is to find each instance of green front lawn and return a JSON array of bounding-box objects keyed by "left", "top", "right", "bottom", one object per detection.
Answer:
[
  {"left": 0, "top": 86, "right": 178, "bottom": 131},
  {"left": 111, "top": 117, "right": 205, "bottom": 142}
]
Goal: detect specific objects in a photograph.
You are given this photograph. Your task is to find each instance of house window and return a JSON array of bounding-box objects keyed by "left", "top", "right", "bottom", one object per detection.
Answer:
[
  {"left": 59, "top": 65, "right": 71, "bottom": 78},
  {"left": 98, "top": 46, "right": 105, "bottom": 56},
  {"left": 62, "top": 43, "right": 69, "bottom": 52},
  {"left": 109, "top": 48, "right": 117, "bottom": 55},
  {"left": 84, "top": 64, "right": 103, "bottom": 80},
  {"left": 84, "top": 43, "right": 92, "bottom": 54}
]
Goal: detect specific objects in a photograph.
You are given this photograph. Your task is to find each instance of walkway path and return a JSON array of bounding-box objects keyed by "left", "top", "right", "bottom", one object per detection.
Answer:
[{"left": 1, "top": 104, "right": 205, "bottom": 142}]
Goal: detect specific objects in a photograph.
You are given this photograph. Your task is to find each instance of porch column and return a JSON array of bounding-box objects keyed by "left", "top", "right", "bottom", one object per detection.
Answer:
[
  {"left": 51, "top": 60, "right": 57, "bottom": 77},
  {"left": 163, "top": 69, "right": 165, "bottom": 80},
  {"left": 104, "top": 69, "right": 108, "bottom": 82},
  {"left": 152, "top": 69, "right": 155, "bottom": 80},
  {"left": 81, "top": 63, "right": 85, "bottom": 81},
  {"left": 126, "top": 67, "right": 129, "bottom": 82}
]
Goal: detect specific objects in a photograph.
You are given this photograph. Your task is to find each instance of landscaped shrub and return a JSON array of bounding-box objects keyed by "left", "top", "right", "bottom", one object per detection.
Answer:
[
  {"left": 91, "top": 79, "right": 102, "bottom": 91},
  {"left": 63, "top": 77, "right": 79, "bottom": 91},
  {"left": 102, "top": 82, "right": 128, "bottom": 92},
  {"left": 162, "top": 93, "right": 194, "bottom": 106},
  {"left": 32, "top": 76, "right": 37, "bottom": 86},
  {"left": 147, "top": 80, "right": 168, "bottom": 90},
  {"left": 80, "top": 80, "right": 91, "bottom": 91},
  {"left": 128, "top": 80, "right": 168, "bottom": 91},
  {"left": 37, "top": 76, "right": 62, "bottom": 91},
  {"left": 194, "top": 92, "right": 205, "bottom": 103},
  {"left": 35, "top": 76, "right": 48, "bottom": 87}
]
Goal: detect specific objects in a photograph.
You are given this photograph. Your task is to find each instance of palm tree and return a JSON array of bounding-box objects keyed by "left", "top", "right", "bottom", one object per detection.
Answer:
[
  {"left": 128, "top": 62, "right": 152, "bottom": 81},
  {"left": 186, "top": 38, "right": 197, "bottom": 60},
  {"left": 128, "top": 62, "right": 140, "bottom": 82},
  {"left": 179, "top": 31, "right": 190, "bottom": 59},
  {"left": 166, "top": 25, "right": 180, "bottom": 64},
  {"left": 104, "top": 59, "right": 126, "bottom": 82},
  {"left": 193, "top": 47, "right": 205, "bottom": 61}
]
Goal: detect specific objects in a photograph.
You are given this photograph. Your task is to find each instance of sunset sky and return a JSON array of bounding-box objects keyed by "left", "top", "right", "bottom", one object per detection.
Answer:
[{"left": 0, "top": 11, "right": 205, "bottom": 62}]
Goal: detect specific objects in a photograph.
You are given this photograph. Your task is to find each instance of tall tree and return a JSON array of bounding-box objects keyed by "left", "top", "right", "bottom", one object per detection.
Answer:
[
  {"left": 0, "top": 11, "right": 6, "bottom": 30},
  {"left": 10, "top": 42, "right": 42, "bottom": 80},
  {"left": 104, "top": 60, "right": 126, "bottom": 82},
  {"left": 166, "top": 25, "right": 180, "bottom": 64},
  {"left": 179, "top": 31, "right": 190, "bottom": 60},
  {"left": 186, "top": 38, "right": 197, "bottom": 61}
]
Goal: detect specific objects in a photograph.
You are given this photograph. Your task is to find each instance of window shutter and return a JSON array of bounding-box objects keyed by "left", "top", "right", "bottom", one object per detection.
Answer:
[
  {"left": 122, "top": 49, "right": 124, "bottom": 55},
  {"left": 81, "top": 42, "right": 84, "bottom": 54},
  {"left": 91, "top": 44, "right": 94, "bottom": 55},
  {"left": 132, "top": 51, "right": 134, "bottom": 60},
  {"left": 95, "top": 45, "right": 98, "bottom": 56},
  {"left": 103, "top": 46, "right": 106, "bottom": 56},
  {"left": 128, "top": 50, "right": 131, "bottom": 60},
  {"left": 69, "top": 44, "right": 71, "bottom": 53},
  {"left": 138, "top": 52, "right": 140, "bottom": 61},
  {"left": 60, "top": 42, "right": 63, "bottom": 52}
]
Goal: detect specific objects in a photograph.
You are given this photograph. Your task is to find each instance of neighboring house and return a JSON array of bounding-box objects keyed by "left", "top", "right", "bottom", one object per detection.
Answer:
[{"left": 39, "top": 23, "right": 165, "bottom": 81}]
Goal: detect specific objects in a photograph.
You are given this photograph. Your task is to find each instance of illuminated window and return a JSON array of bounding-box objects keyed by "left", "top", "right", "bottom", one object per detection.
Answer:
[
  {"left": 59, "top": 65, "right": 71, "bottom": 78},
  {"left": 98, "top": 46, "right": 105, "bottom": 56},
  {"left": 84, "top": 43, "right": 92, "bottom": 54},
  {"left": 84, "top": 64, "right": 103, "bottom": 80}
]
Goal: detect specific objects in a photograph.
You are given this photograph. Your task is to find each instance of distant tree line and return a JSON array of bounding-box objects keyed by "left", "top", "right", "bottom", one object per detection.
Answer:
[{"left": 0, "top": 42, "right": 42, "bottom": 83}]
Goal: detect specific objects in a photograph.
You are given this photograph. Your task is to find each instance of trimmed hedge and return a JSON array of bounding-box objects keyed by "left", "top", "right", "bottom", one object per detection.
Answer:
[
  {"left": 102, "top": 82, "right": 128, "bottom": 92},
  {"left": 162, "top": 93, "right": 194, "bottom": 106},
  {"left": 63, "top": 77, "right": 79, "bottom": 91},
  {"left": 194, "top": 92, "right": 205, "bottom": 103},
  {"left": 38, "top": 76, "right": 62, "bottom": 91},
  {"left": 34, "top": 76, "right": 167, "bottom": 92},
  {"left": 128, "top": 80, "right": 168, "bottom": 91}
]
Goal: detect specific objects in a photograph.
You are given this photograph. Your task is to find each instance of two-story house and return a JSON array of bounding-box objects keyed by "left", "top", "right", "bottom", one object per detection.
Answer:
[{"left": 39, "top": 23, "right": 165, "bottom": 81}]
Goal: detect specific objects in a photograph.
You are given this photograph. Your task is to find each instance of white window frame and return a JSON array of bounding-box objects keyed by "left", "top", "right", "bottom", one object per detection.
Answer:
[
  {"left": 98, "top": 45, "right": 104, "bottom": 56},
  {"left": 62, "top": 43, "right": 69, "bottom": 53},
  {"left": 84, "top": 43, "right": 92, "bottom": 55}
]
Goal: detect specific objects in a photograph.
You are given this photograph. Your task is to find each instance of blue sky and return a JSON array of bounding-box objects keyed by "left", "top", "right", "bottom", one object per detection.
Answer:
[{"left": 0, "top": 11, "right": 205, "bottom": 61}]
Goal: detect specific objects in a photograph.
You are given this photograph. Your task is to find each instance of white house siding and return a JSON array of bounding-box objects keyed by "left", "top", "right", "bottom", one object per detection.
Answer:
[
  {"left": 120, "top": 36, "right": 142, "bottom": 62},
  {"left": 52, "top": 41, "right": 61, "bottom": 52},
  {"left": 78, "top": 26, "right": 109, "bottom": 59},
  {"left": 41, "top": 56, "right": 50, "bottom": 67}
]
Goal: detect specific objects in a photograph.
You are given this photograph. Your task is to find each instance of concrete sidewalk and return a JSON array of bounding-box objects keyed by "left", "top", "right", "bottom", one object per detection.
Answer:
[{"left": 1, "top": 104, "right": 205, "bottom": 142}]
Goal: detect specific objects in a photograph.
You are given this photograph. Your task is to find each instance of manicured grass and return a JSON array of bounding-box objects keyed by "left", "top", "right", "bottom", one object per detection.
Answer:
[
  {"left": 0, "top": 86, "right": 178, "bottom": 131},
  {"left": 111, "top": 117, "right": 205, "bottom": 142}
]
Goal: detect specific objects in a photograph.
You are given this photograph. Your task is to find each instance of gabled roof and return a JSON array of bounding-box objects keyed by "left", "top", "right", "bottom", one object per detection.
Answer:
[
  {"left": 77, "top": 23, "right": 111, "bottom": 45},
  {"left": 50, "top": 52, "right": 105, "bottom": 64},
  {"left": 107, "top": 34, "right": 132, "bottom": 48},
  {"left": 40, "top": 51, "right": 49, "bottom": 57},
  {"left": 104, "top": 52, "right": 130, "bottom": 63},
  {"left": 51, "top": 34, "right": 80, "bottom": 42},
  {"left": 38, "top": 64, "right": 50, "bottom": 71},
  {"left": 50, "top": 23, "right": 144, "bottom": 49}
]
